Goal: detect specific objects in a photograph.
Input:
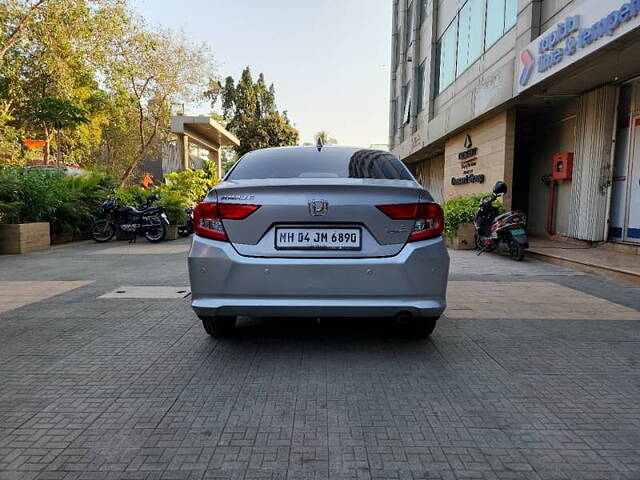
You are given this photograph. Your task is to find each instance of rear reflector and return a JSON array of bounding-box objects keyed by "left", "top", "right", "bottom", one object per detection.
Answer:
[
  {"left": 193, "top": 202, "right": 260, "bottom": 241},
  {"left": 377, "top": 202, "right": 444, "bottom": 241}
]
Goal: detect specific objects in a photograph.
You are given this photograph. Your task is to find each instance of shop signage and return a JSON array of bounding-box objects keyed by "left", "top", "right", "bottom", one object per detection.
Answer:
[
  {"left": 453, "top": 138, "right": 485, "bottom": 186},
  {"left": 517, "top": 0, "right": 640, "bottom": 92},
  {"left": 451, "top": 174, "right": 485, "bottom": 185}
]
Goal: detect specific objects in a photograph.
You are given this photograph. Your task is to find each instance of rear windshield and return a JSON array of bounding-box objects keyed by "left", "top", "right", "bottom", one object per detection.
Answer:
[{"left": 227, "top": 148, "right": 413, "bottom": 180}]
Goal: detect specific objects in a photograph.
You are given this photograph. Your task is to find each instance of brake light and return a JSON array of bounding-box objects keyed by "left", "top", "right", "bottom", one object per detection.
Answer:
[
  {"left": 193, "top": 202, "right": 260, "bottom": 241},
  {"left": 377, "top": 202, "right": 444, "bottom": 241}
]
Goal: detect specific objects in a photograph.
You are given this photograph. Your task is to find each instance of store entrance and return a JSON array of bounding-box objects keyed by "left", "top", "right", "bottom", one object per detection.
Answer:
[{"left": 610, "top": 84, "right": 640, "bottom": 243}]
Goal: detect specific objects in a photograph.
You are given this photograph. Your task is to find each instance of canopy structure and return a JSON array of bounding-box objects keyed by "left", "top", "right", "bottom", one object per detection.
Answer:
[{"left": 170, "top": 116, "right": 240, "bottom": 178}]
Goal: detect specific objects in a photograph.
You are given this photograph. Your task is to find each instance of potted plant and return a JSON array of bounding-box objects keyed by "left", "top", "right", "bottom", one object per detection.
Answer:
[
  {"left": 0, "top": 167, "right": 55, "bottom": 254},
  {"left": 443, "top": 193, "right": 500, "bottom": 250},
  {"left": 159, "top": 191, "right": 188, "bottom": 241}
]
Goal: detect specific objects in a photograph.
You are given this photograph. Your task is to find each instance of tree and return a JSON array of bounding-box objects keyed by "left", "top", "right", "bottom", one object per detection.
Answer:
[
  {"left": 106, "top": 22, "right": 215, "bottom": 186},
  {"left": 0, "top": 0, "right": 128, "bottom": 165},
  {"left": 29, "top": 97, "right": 89, "bottom": 163},
  {"left": 218, "top": 67, "right": 299, "bottom": 156},
  {"left": 0, "top": 0, "right": 51, "bottom": 63}
]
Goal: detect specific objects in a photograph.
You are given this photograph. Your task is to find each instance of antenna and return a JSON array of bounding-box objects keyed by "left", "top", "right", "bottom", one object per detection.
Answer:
[{"left": 316, "top": 137, "right": 323, "bottom": 152}]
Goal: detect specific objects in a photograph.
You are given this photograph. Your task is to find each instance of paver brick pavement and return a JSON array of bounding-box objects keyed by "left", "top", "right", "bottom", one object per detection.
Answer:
[{"left": 0, "top": 241, "right": 639, "bottom": 479}]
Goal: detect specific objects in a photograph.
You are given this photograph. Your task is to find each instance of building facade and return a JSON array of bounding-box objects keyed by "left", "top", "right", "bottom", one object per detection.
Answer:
[{"left": 390, "top": 0, "right": 640, "bottom": 244}]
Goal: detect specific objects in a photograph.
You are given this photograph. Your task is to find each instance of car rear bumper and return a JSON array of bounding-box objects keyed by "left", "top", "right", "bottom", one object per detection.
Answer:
[{"left": 188, "top": 236, "right": 449, "bottom": 318}]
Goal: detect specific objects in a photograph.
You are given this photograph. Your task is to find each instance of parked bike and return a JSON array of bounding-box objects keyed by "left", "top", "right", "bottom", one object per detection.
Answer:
[
  {"left": 177, "top": 206, "right": 194, "bottom": 237},
  {"left": 90, "top": 194, "right": 169, "bottom": 243},
  {"left": 475, "top": 181, "right": 529, "bottom": 261}
]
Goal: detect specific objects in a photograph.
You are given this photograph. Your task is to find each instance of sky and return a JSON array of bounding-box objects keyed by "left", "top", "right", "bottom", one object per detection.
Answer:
[{"left": 131, "top": 0, "right": 392, "bottom": 147}]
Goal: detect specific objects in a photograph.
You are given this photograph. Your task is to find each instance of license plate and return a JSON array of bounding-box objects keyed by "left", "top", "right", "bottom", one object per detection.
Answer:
[
  {"left": 275, "top": 227, "right": 361, "bottom": 250},
  {"left": 511, "top": 228, "right": 526, "bottom": 236}
]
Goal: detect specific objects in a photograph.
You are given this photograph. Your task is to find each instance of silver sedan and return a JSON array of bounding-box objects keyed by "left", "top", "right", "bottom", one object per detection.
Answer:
[{"left": 188, "top": 146, "right": 449, "bottom": 337}]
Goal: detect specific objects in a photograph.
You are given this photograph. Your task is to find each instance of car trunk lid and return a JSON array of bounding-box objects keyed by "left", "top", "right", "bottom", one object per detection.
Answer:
[{"left": 210, "top": 178, "right": 429, "bottom": 258}]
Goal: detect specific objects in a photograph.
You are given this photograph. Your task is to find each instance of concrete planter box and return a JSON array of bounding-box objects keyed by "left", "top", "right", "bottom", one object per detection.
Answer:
[
  {"left": 0, "top": 222, "right": 50, "bottom": 254},
  {"left": 447, "top": 222, "right": 476, "bottom": 250},
  {"left": 165, "top": 225, "right": 178, "bottom": 241}
]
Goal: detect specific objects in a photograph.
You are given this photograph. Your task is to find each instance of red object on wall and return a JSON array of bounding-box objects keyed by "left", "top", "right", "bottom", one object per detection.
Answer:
[{"left": 552, "top": 152, "right": 574, "bottom": 181}]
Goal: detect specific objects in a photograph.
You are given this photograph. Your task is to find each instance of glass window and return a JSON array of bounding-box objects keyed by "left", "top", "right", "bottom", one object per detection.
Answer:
[
  {"left": 406, "top": 1, "right": 415, "bottom": 50},
  {"left": 402, "top": 81, "right": 412, "bottom": 124},
  {"left": 505, "top": 0, "right": 517, "bottom": 30},
  {"left": 420, "top": 0, "right": 429, "bottom": 24},
  {"left": 456, "top": 0, "right": 483, "bottom": 76},
  {"left": 417, "top": 60, "right": 427, "bottom": 112},
  {"left": 485, "top": 0, "right": 505, "bottom": 48},
  {"left": 228, "top": 149, "right": 413, "bottom": 180},
  {"left": 435, "top": 20, "right": 457, "bottom": 94}
]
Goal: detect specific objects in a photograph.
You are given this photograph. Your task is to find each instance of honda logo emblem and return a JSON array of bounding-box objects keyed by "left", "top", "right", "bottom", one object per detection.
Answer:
[{"left": 308, "top": 199, "right": 328, "bottom": 216}]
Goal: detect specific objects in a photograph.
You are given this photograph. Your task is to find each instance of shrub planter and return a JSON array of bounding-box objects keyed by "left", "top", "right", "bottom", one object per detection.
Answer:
[
  {"left": 165, "top": 224, "right": 179, "bottom": 241},
  {"left": 0, "top": 222, "right": 51, "bottom": 254},
  {"left": 447, "top": 222, "right": 476, "bottom": 250}
]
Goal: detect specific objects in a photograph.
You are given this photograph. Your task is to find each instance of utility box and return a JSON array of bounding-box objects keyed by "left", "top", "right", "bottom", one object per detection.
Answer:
[{"left": 552, "top": 152, "right": 574, "bottom": 180}]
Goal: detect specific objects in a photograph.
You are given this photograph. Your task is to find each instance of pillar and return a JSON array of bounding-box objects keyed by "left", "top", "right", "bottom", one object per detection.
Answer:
[
  {"left": 176, "top": 134, "right": 189, "bottom": 171},
  {"left": 208, "top": 147, "right": 221, "bottom": 180}
]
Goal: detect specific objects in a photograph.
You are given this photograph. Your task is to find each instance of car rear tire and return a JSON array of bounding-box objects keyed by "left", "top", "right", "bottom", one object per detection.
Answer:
[{"left": 199, "top": 315, "right": 236, "bottom": 337}]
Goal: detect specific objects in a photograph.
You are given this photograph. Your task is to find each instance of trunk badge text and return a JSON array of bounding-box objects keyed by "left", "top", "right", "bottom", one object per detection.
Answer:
[
  {"left": 308, "top": 199, "right": 329, "bottom": 216},
  {"left": 220, "top": 195, "right": 254, "bottom": 201}
]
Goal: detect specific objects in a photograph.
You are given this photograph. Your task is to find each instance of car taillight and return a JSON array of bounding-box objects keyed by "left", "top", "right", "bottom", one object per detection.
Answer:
[
  {"left": 193, "top": 202, "right": 260, "bottom": 241},
  {"left": 377, "top": 202, "right": 444, "bottom": 241},
  {"left": 218, "top": 203, "right": 261, "bottom": 219}
]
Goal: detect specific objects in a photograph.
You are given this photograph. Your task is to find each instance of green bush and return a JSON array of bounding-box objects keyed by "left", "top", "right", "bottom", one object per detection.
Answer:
[
  {"left": 0, "top": 163, "right": 217, "bottom": 235},
  {"left": 0, "top": 166, "right": 117, "bottom": 234},
  {"left": 162, "top": 163, "right": 218, "bottom": 205},
  {"left": 114, "top": 185, "right": 150, "bottom": 208},
  {"left": 50, "top": 172, "right": 117, "bottom": 234},
  {"left": 158, "top": 190, "right": 188, "bottom": 225},
  {"left": 443, "top": 192, "right": 501, "bottom": 239}
]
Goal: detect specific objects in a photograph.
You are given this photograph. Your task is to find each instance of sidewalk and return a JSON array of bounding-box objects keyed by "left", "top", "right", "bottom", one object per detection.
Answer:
[{"left": 529, "top": 237, "right": 640, "bottom": 285}]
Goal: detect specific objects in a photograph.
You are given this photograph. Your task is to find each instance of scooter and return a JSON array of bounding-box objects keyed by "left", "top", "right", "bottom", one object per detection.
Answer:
[{"left": 475, "top": 181, "right": 529, "bottom": 261}]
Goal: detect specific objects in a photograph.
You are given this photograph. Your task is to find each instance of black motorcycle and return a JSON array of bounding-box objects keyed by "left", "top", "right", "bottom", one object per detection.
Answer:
[
  {"left": 177, "top": 206, "right": 194, "bottom": 237},
  {"left": 90, "top": 194, "right": 169, "bottom": 243}
]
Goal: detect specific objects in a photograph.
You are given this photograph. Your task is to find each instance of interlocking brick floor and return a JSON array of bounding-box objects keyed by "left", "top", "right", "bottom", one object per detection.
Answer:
[{"left": 0, "top": 240, "right": 639, "bottom": 480}]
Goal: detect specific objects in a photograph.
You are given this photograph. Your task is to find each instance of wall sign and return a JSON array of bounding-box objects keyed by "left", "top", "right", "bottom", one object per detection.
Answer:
[
  {"left": 517, "top": 0, "right": 640, "bottom": 92},
  {"left": 453, "top": 138, "right": 485, "bottom": 185},
  {"left": 451, "top": 174, "right": 486, "bottom": 185}
]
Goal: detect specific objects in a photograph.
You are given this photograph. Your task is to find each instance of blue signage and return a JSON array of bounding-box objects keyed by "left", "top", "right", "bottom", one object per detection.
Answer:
[{"left": 536, "top": 0, "right": 640, "bottom": 74}]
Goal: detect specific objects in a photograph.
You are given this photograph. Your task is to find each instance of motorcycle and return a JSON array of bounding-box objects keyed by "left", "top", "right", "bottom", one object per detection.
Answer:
[
  {"left": 177, "top": 206, "right": 194, "bottom": 237},
  {"left": 475, "top": 181, "right": 529, "bottom": 261},
  {"left": 90, "top": 194, "right": 169, "bottom": 243}
]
